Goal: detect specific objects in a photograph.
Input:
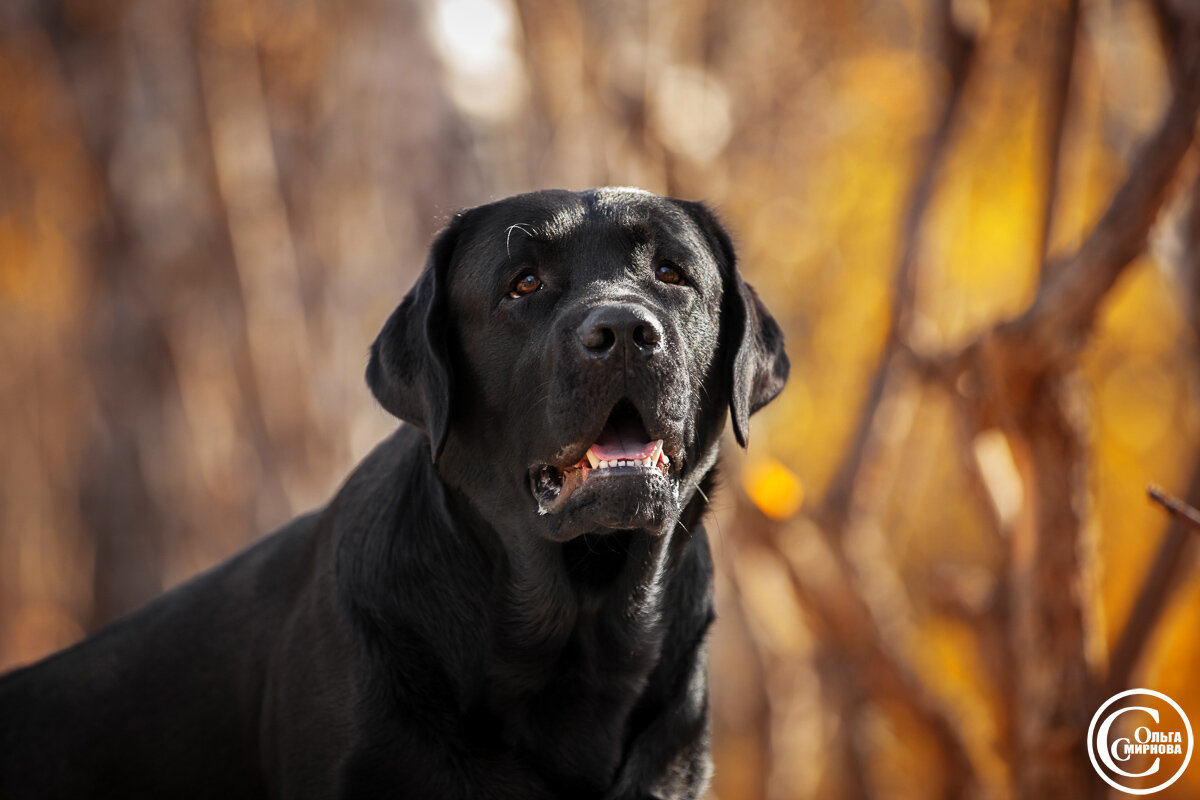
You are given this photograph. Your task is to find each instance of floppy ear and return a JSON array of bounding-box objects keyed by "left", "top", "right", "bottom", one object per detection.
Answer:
[
  {"left": 680, "top": 201, "right": 790, "bottom": 448},
  {"left": 366, "top": 222, "right": 458, "bottom": 462}
]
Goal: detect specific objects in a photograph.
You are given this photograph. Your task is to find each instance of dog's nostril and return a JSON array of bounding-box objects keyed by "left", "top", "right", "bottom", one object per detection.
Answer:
[
  {"left": 632, "top": 323, "right": 660, "bottom": 349},
  {"left": 581, "top": 325, "right": 617, "bottom": 352}
]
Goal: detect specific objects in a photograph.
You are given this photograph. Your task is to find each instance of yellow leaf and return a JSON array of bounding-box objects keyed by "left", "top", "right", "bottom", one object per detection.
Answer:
[{"left": 742, "top": 458, "right": 804, "bottom": 520}]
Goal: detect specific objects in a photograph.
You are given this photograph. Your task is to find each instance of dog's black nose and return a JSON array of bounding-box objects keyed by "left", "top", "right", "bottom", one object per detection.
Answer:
[{"left": 577, "top": 304, "right": 663, "bottom": 359}]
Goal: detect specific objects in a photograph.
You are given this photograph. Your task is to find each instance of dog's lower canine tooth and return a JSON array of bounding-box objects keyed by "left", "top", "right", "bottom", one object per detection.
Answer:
[{"left": 586, "top": 449, "right": 600, "bottom": 468}]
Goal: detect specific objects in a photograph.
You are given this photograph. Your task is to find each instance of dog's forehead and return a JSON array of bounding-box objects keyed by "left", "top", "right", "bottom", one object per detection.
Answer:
[{"left": 450, "top": 188, "right": 713, "bottom": 278}]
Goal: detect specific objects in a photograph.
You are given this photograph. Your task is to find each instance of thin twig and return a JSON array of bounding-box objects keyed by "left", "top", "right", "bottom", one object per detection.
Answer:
[
  {"left": 1147, "top": 483, "right": 1200, "bottom": 530},
  {"left": 1107, "top": 475, "right": 1200, "bottom": 694}
]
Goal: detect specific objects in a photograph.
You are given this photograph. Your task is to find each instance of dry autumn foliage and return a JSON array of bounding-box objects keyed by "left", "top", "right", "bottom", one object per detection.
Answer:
[{"left": 3, "top": 0, "right": 1200, "bottom": 797}]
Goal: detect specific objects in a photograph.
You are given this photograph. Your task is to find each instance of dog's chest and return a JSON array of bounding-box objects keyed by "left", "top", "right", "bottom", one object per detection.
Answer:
[{"left": 494, "top": 612, "right": 664, "bottom": 793}]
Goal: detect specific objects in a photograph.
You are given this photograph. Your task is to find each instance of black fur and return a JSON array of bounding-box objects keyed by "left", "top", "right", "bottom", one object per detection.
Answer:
[{"left": 0, "top": 188, "right": 788, "bottom": 799}]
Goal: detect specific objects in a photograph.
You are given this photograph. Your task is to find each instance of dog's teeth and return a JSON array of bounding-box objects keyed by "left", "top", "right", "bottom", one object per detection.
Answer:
[{"left": 587, "top": 451, "right": 667, "bottom": 471}]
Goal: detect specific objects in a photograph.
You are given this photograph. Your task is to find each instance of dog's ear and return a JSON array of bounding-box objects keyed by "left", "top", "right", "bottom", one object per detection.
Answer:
[
  {"left": 366, "top": 221, "right": 459, "bottom": 462},
  {"left": 680, "top": 201, "right": 789, "bottom": 448}
]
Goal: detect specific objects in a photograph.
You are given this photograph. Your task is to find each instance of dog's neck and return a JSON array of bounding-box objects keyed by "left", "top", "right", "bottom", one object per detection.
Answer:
[
  {"left": 343, "top": 428, "right": 711, "bottom": 683},
  {"left": 437, "top": 473, "right": 677, "bottom": 690},
  {"left": 444, "top": 458, "right": 714, "bottom": 793},
  {"left": 335, "top": 426, "right": 714, "bottom": 790}
]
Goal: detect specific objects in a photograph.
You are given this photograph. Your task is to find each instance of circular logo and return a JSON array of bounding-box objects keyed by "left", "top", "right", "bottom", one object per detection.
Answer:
[{"left": 1087, "top": 689, "right": 1193, "bottom": 795}]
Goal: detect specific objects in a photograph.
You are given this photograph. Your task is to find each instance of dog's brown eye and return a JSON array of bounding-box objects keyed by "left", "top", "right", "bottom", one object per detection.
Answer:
[
  {"left": 509, "top": 273, "right": 542, "bottom": 298},
  {"left": 656, "top": 263, "right": 684, "bottom": 285}
]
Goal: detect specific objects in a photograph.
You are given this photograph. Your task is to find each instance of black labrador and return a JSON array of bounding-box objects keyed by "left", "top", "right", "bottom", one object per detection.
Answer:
[{"left": 0, "top": 188, "right": 788, "bottom": 799}]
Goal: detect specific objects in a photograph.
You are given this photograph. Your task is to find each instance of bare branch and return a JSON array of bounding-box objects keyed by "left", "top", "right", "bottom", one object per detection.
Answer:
[
  {"left": 740, "top": 499, "right": 976, "bottom": 798},
  {"left": 1000, "top": 37, "right": 1200, "bottom": 372},
  {"left": 893, "top": 0, "right": 979, "bottom": 335},
  {"left": 815, "top": 648, "right": 874, "bottom": 800},
  {"left": 1037, "top": 0, "right": 1080, "bottom": 267},
  {"left": 818, "top": 0, "right": 981, "bottom": 529},
  {"left": 716, "top": 560, "right": 775, "bottom": 800},
  {"left": 1182, "top": 169, "right": 1200, "bottom": 343},
  {"left": 1148, "top": 0, "right": 1200, "bottom": 87}
]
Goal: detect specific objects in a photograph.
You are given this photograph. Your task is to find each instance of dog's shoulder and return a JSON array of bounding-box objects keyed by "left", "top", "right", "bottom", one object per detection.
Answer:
[{"left": 0, "top": 505, "right": 333, "bottom": 798}]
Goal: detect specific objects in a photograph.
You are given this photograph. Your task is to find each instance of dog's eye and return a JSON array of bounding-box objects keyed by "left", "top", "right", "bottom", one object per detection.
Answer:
[
  {"left": 509, "top": 272, "right": 542, "bottom": 298},
  {"left": 656, "top": 263, "right": 685, "bottom": 285}
]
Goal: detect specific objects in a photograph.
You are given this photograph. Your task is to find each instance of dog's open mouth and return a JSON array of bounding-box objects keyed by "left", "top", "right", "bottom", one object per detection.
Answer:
[{"left": 530, "top": 399, "right": 673, "bottom": 515}]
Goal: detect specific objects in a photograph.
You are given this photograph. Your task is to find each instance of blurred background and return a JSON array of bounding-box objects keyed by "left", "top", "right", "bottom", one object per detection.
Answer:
[{"left": 3, "top": 0, "right": 1200, "bottom": 796}]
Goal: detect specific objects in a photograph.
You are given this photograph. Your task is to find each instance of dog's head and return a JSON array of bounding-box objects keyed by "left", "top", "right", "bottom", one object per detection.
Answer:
[{"left": 368, "top": 188, "right": 788, "bottom": 542}]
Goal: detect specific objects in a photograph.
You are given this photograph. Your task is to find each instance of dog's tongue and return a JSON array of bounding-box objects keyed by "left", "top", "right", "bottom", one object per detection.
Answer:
[{"left": 590, "top": 417, "right": 657, "bottom": 461}]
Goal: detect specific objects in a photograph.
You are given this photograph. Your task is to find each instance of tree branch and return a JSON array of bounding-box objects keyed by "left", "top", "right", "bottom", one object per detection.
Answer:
[
  {"left": 818, "top": 0, "right": 981, "bottom": 530},
  {"left": 1037, "top": 0, "right": 1080, "bottom": 267},
  {"left": 741, "top": 498, "right": 976, "bottom": 798},
  {"left": 999, "top": 35, "right": 1200, "bottom": 373},
  {"left": 1148, "top": 0, "right": 1200, "bottom": 88}
]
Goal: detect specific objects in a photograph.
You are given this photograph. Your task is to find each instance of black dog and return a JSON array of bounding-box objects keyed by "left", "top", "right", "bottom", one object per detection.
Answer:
[{"left": 0, "top": 188, "right": 788, "bottom": 799}]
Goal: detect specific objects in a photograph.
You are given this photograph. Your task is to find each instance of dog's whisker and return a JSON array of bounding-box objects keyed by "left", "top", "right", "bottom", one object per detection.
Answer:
[{"left": 505, "top": 222, "right": 534, "bottom": 256}]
